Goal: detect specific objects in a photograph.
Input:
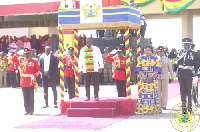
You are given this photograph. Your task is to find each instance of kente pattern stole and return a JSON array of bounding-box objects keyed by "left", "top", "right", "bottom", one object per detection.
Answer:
[{"left": 84, "top": 48, "right": 94, "bottom": 72}]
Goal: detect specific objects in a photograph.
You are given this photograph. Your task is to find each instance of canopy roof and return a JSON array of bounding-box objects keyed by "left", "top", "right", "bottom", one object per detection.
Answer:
[{"left": 58, "top": 6, "right": 141, "bottom": 30}]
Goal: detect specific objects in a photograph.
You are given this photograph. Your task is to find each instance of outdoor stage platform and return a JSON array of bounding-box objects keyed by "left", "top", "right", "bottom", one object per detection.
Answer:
[{"left": 60, "top": 97, "right": 138, "bottom": 117}]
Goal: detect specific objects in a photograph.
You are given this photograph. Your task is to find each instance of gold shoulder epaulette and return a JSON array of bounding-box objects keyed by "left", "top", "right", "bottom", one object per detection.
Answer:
[{"left": 32, "top": 58, "right": 38, "bottom": 61}]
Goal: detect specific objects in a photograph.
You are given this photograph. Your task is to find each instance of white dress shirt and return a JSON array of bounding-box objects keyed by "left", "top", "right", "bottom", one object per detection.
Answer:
[
  {"left": 78, "top": 45, "right": 104, "bottom": 73},
  {"left": 44, "top": 54, "right": 50, "bottom": 72}
]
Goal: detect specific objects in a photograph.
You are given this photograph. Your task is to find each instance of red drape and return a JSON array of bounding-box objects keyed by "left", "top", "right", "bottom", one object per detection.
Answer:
[
  {"left": 75, "top": 0, "right": 123, "bottom": 8},
  {"left": 0, "top": 1, "right": 60, "bottom": 16}
]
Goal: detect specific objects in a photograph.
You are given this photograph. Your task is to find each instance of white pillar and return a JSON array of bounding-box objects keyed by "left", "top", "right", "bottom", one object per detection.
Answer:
[{"left": 181, "top": 10, "right": 193, "bottom": 41}]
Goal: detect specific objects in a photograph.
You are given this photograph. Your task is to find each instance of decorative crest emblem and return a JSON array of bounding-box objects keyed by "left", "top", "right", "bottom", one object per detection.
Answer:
[
  {"left": 82, "top": 4, "right": 100, "bottom": 19},
  {"left": 170, "top": 102, "right": 200, "bottom": 131},
  {"left": 176, "top": 110, "right": 193, "bottom": 124}
]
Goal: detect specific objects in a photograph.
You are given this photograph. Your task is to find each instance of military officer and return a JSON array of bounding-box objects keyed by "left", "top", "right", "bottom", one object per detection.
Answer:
[
  {"left": 57, "top": 47, "right": 75, "bottom": 99},
  {"left": 12, "top": 48, "right": 40, "bottom": 115},
  {"left": 130, "top": 47, "right": 137, "bottom": 84},
  {"left": 103, "top": 47, "right": 113, "bottom": 85},
  {"left": 157, "top": 46, "right": 174, "bottom": 110},
  {"left": 106, "top": 47, "right": 126, "bottom": 97},
  {"left": 177, "top": 38, "right": 199, "bottom": 113}
]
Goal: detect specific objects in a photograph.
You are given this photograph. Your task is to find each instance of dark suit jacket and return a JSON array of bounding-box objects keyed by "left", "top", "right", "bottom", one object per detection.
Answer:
[{"left": 40, "top": 54, "right": 58, "bottom": 79}]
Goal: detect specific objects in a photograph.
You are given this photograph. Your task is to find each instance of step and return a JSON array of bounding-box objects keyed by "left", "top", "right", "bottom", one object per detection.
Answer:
[
  {"left": 70, "top": 101, "right": 119, "bottom": 109},
  {"left": 67, "top": 108, "right": 119, "bottom": 117}
]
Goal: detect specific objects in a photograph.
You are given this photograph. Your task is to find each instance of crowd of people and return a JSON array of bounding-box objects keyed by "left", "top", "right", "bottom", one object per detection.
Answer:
[
  {"left": 0, "top": 34, "right": 60, "bottom": 86},
  {"left": 0, "top": 34, "right": 59, "bottom": 54},
  {"left": 0, "top": 34, "right": 199, "bottom": 116}
]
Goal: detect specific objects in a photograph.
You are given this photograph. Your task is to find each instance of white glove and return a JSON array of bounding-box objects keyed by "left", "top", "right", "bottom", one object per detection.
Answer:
[
  {"left": 17, "top": 50, "right": 24, "bottom": 55},
  {"left": 15, "top": 70, "right": 18, "bottom": 73},
  {"left": 192, "top": 76, "right": 198, "bottom": 85},
  {"left": 63, "top": 51, "right": 68, "bottom": 56},
  {"left": 30, "top": 74, "right": 35, "bottom": 80},
  {"left": 110, "top": 49, "right": 117, "bottom": 54}
]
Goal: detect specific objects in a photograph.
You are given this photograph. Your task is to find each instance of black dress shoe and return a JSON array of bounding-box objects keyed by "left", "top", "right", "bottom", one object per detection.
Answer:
[
  {"left": 54, "top": 105, "right": 58, "bottom": 108},
  {"left": 24, "top": 112, "right": 29, "bottom": 115},
  {"left": 195, "top": 103, "right": 200, "bottom": 107},
  {"left": 43, "top": 105, "right": 49, "bottom": 108},
  {"left": 162, "top": 107, "right": 166, "bottom": 110},
  {"left": 95, "top": 98, "right": 99, "bottom": 101},
  {"left": 85, "top": 97, "right": 90, "bottom": 101},
  {"left": 29, "top": 112, "right": 34, "bottom": 115}
]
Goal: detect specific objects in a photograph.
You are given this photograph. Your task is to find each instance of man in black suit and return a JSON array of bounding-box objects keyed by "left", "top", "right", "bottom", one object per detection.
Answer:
[{"left": 40, "top": 46, "right": 59, "bottom": 108}]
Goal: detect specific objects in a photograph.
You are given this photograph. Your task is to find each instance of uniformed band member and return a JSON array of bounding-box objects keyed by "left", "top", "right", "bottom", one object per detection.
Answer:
[
  {"left": 103, "top": 47, "right": 113, "bottom": 85},
  {"left": 176, "top": 38, "right": 199, "bottom": 113},
  {"left": 58, "top": 47, "right": 75, "bottom": 99},
  {"left": 12, "top": 48, "right": 40, "bottom": 115},
  {"left": 106, "top": 47, "right": 126, "bottom": 97}
]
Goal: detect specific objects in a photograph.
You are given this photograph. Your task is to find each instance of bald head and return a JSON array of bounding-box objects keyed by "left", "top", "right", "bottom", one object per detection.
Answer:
[
  {"left": 86, "top": 38, "right": 93, "bottom": 48},
  {"left": 45, "top": 46, "right": 51, "bottom": 55}
]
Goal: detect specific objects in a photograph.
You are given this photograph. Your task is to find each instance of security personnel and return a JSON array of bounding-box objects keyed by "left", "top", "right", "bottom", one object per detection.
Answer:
[
  {"left": 12, "top": 48, "right": 40, "bottom": 115},
  {"left": 190, "top": 44, "right": 200, "bottom": 107},
  {"left": 102, "top": 47, "right": 113, "bottom": 85},
  {"left": 57, "top": 47, "right": 75, "bottom": 99},
  {"left": 176, "top": 38, "right": 199, "bottom": 113},
  {"left": 106, "top": 47, "right": 126, "bottom": 97}
]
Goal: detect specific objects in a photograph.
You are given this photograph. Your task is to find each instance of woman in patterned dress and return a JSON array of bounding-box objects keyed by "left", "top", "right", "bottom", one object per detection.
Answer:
[{"left": 135, "top": 46, "right": 162, "bottom": 115}]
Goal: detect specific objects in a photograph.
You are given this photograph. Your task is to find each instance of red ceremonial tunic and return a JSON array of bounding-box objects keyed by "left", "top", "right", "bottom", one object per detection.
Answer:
[
  {"left": 4, "top": 56, "right": 15, "bottom": 71},
  {"left": 106, "top": 53, "right": 126, "bottom": 80},
  {"left": 12, "top": 54, "right": 40, "bottom": 87},
  {"left": 58, "top": 55, "right": 74, "bottom": 77}
]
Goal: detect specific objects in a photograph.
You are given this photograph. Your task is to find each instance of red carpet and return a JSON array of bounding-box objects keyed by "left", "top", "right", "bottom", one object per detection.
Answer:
[
  {"left": 168, "top": 81, "right": 180, "bottom": 99},
  {"left": 61, "top": 97, "right": 138, "bottom": 116},
  {"left": 16, "top": 115, "right": 129, "bottom": 130},
  {"left": 16, "top": 82, "right": 182, "bottom": 130},
  {"left": 61, "top": 82, "right": 181, "bottom": 116}
]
